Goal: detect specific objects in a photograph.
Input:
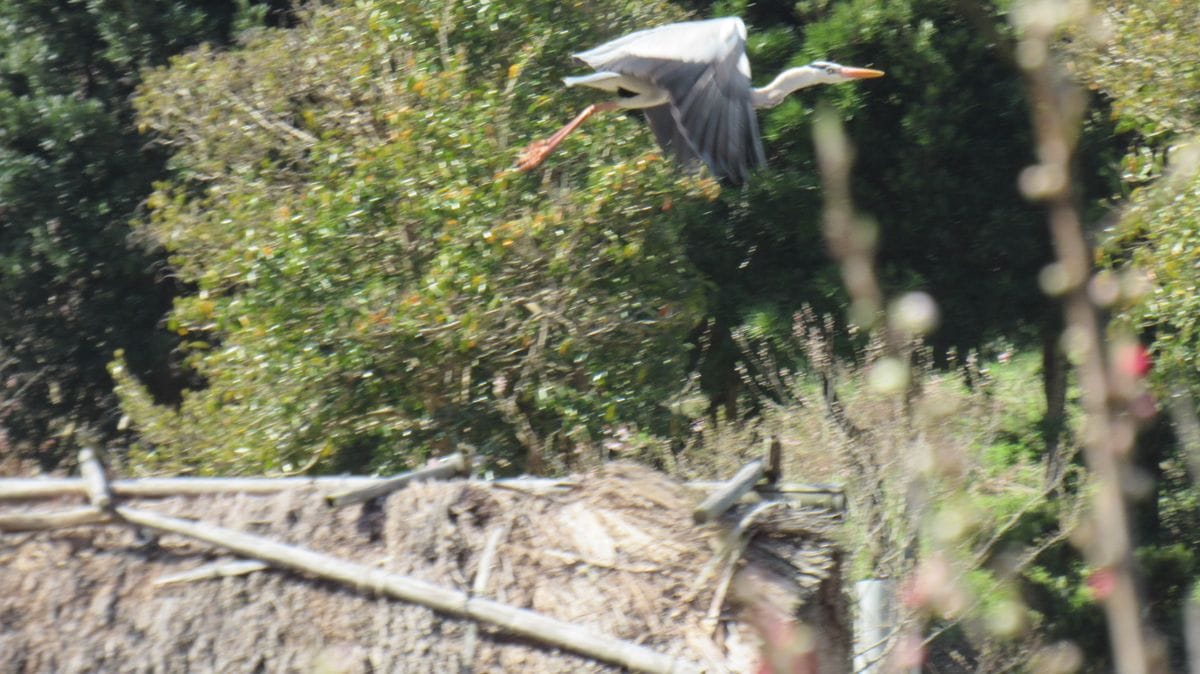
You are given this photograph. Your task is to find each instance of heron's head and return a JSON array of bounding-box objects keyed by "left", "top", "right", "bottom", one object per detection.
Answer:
[
  {"left": 807, "top": 61, "right": 886, "bottom": 85},
  {"left": 755, "top": 61, "right": 885, "bottom": 108}
]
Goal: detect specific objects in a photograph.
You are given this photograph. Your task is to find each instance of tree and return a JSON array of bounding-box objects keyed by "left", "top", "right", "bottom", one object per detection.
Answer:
[
  {"left": 0, "top": 0, "right": 271, "bottom": 468},
  {"left": 674, "top": 0, "right": 1096, "bottom": 421},
  {"left": 115, "top": 0, "right": 712, "bottom": 475},
  {"left": 1074, "top": 0, "right": 1200, "bottom": 400}
]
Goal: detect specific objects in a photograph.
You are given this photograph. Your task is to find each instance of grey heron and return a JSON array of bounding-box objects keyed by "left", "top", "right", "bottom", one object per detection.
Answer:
[{"left": 516, "top": 16, "right": 884, "bottom": 184}]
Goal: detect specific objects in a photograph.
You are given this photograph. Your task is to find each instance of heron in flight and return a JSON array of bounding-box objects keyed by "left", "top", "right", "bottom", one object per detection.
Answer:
[{"left": 516, "top": 16, "right": 884, "bottom": 184}]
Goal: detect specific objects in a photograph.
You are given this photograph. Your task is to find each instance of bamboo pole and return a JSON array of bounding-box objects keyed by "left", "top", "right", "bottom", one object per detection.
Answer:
[
  {"left": 683, "top": 481, "right": 846, "bottom": 510},
  {"left": 0, "top": 506, "right": 111, "bottom": 532},
  {"left": 0, "top": 476, "right": 843, "bottom": 509},
  {"left": 112, "top": 505, "right": 699, "bottom": 674},
  {"left": 325, "top": 453, "right": 469, "bottom": 507},
  {"left": 759, "top": 485, "right": 846, "bottom": 510},
  {"left": 692, "top": 459, "right": 765, "bottom": 524},
  {"left": 0, "top": 476, "right": 387, "bottom": 500}
]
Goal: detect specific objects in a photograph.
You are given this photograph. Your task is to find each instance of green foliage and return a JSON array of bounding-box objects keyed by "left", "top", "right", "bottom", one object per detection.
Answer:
[
  {"left": 1074, "top": 0, "right": 1200, "bottom": 393},
  {"left": 692, "top": 0, "right": 1060, "bottom": 356},
  {"left": 676, "top": 0, "right": 1096, "bottom": 416},
  {"left": 1073, "top": 0, "right": 1199, "bottom": 139},
  {"left": 0, "top": 0, "right": 1192, "bottom": 667},
  {"left": 0, "top": 0, "right": 256, "bottom": 467},
  {"left": 118, "top": 0, "right": 712, "bottom": 474},
  {"left": 672, "top": 317, "right": 1093, "bottom": 667},
  {"left": 979, "top": 351, "right": 1065, "bottom": 467}
]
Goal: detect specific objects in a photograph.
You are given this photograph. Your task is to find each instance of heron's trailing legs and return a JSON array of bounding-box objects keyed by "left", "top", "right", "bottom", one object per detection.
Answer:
[{"left": 516, "top": 101, "right": 620, "bottom": 172}]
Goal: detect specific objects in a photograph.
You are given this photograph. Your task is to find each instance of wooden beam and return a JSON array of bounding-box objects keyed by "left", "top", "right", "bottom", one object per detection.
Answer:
[
  {"left": 681, "top": 481, "right": 845, "bottom": 510},
  {"left": 325, "top": 453, "right": 469, "bottom": 508},
  {"left": 692, "top": 459, "right": 765, "bottom": 524},
  {"left": 761, "top": 489, "right": 845, "bottom": 510},
  {"left": 1, "top": 476, "right": 841, "bottom": 505},
  {"left": 1, "top": 474, "right": 843, "bottom": 512},
  {"left": 0, "top": 506, "right": 111, "bottom": 532},
  {"left": 0, "top": 476, "right": 391, "bottom": 500}
]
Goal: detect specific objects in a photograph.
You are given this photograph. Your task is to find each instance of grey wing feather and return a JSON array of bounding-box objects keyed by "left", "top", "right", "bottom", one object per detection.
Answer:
[
  {"left": 574, "top": 17, "right": 765, "bottom": 184},
  {"left": 670, "top": 51, "right": 765, "bottom": 184},
  {"left": 643, "top": 105, "right": 700, "bottom": 171},
  {"left": 574, "top": 17, "right": 747, "bottom": 72}
]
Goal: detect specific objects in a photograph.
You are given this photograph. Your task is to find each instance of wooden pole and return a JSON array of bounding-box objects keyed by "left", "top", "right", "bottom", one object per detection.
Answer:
[
  {"left": 113, "top": 505, "right": 699, "bottom": 674},
  {"left": 1, "top": 475, "right": 842, "bottom": 508},
  {"left": 693, "top": 459, "right": 765, "bottom": 524},
  {"left": 760, "top": 484, "right": 846, "bottom": 510},
  {"left": 764, "top": 436, "right": 782, "bottom": 486},
  {"left": 1186, "top": 591, "right": 1200, "bottom": 674},
  {"left": 78, "top": 448, "right": 112, "bottom": 510},
  {"left": 0, "top": 476, "right": 387, "bottom": 500},
  {"left": 682, "top": 481, "right": 844, "bottom": 509},
  {"left": 325, "top": 453, "right": 469, "bottom": 507},
  {"left": 0, "top": 506, "right": 111, "bottom": 532}
]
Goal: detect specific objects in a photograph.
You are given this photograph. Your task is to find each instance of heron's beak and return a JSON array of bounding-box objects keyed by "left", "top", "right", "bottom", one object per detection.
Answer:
[{"left": 841, "top": 67, "right": 885, "bottom": 79}]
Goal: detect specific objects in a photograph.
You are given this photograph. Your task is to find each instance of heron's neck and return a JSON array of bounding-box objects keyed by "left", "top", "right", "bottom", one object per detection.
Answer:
[{"left": 751, "top": 66, "right": 823, "bottom": 108}]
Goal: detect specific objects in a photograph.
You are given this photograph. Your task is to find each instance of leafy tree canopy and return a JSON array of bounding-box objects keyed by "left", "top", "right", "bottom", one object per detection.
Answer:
[
  {"left": 117, "top": 0, "right": 716, "bottom": 474},
  {"left": 0, "top": 0, "right": 255, "bottom": 467},
  {"left": 670, "top": 0, "right": 1080, "bottom": 415},
  {"left": 1073, "top": 0, "right": 1200, "bottom": 396}
]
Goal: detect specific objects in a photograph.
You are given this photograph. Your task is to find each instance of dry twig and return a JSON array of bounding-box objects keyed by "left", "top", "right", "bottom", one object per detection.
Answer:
[{"left": 153, "top": 560, "right": 270, "bottom": 587}]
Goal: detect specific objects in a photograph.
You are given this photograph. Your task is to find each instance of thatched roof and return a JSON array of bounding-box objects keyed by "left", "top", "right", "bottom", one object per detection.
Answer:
[{"left": 1, "top": 463, "right": 843, "bottom": 673}]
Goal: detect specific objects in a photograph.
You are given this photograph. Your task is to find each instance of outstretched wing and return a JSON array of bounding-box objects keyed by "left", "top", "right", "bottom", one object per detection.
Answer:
[
  {"left": 643, "top": 105, "right": 700, "bottom": 171},
  {"left": 574, "top": 17, "right": 766, "bottom": 184}
]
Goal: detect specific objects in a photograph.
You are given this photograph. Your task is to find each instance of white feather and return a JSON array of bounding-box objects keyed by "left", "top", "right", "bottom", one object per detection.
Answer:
[{"left": 574, "top": 16, "right": 746, "bottom": 68}]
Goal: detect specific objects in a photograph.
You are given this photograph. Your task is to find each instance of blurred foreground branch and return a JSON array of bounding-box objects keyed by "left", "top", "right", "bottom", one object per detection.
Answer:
[
  {"left": 813, "top": 105, "right": 931, "bottom": 671},
  {"left": 1012, "top": 1, "right": 1159, "bottom": 671}
]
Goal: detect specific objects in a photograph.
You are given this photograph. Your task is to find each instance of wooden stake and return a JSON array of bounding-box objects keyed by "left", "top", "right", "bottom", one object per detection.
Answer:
[
  {"left": 693, "top": 459, "right": 765, "bottom": 524},
  {"left": 78, "top": 448, "right": 112, "bottom": 510},
  {"left": 765, "top": 436, "right": 783, "bottom": 486}
]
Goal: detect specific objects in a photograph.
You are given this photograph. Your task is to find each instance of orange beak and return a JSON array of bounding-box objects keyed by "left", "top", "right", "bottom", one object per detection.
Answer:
[{"left": 841, "top": 67, "right": 886, "bottom": 79}]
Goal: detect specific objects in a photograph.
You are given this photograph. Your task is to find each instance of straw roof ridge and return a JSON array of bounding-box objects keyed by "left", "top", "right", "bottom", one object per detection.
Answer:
[{"left": 1, "top": 461, "right": 843, "bottom": 673}]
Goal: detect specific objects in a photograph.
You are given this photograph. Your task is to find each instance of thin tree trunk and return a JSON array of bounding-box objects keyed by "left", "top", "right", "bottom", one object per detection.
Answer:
[{"left": 1042, "top": 323, "right": 1068, "bottom": 488}]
